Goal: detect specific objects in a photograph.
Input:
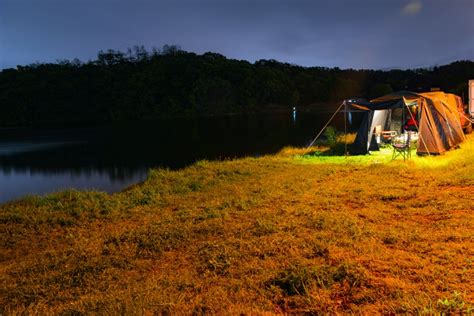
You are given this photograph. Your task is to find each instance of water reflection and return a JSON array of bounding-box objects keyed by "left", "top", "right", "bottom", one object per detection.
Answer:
[
  {"left": 0, "top": 112, "right": 343, "bottom": 203},
  {"left": 0, "top": 168, "right": 148, "bottom": 203}
]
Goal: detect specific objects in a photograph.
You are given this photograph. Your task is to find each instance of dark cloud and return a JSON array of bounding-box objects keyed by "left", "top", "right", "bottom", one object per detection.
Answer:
[{"left": 1, "top": 0, "right": 473, "bottom": 69}]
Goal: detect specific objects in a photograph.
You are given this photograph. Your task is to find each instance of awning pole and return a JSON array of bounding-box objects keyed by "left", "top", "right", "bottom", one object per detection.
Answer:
[
  {"left": 308, "top": 101, "right": 345, "bottom": 147},
  {"left": 405, "top": 97, "right": 430, "bottom": 157},
  {"left": 344, "top": 101, "right": 347, "bottom": 156}
]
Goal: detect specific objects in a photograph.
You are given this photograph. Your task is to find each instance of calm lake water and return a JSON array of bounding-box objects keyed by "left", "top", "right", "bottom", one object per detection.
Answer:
[{"left": 0, "top": 112, "right": 346, "bottom": 203}]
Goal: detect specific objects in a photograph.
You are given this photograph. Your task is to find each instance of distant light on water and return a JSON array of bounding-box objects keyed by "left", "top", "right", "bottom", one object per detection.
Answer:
[{"left": 292, "top": 107, "right": 297, "bottom": 123}]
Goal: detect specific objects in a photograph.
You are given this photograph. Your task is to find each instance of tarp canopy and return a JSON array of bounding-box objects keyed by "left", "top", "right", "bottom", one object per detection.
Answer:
[{"left": 347, "top": 91, "right": 466, "bottom": 155}]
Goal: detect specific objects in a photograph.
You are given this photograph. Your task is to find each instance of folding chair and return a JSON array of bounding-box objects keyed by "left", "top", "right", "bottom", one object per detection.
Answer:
[{"left": 392, "top": 133, "right": 411, "bottom": 161}]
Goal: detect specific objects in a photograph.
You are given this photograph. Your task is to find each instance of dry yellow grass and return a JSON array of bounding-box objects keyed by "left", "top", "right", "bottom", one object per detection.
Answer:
[{"left": 1, "top": 135, "right": 473, "bottom": 314}]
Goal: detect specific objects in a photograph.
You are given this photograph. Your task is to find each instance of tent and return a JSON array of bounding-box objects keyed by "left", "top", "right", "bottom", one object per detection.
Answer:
[{"left": 346, "top": 91, "right": 466, "bottom": 155}]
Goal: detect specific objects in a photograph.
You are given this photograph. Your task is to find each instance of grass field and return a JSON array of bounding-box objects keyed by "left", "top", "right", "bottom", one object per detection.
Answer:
[{"left": 1, "top": 135, "right": 473, "bottom": 314}]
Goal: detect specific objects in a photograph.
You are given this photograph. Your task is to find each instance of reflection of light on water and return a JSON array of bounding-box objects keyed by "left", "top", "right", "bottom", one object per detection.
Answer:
[
  {"left": 0, "top": 141, "right": 81, "bottom": 156},
  {"left": 292, "top": 107, "right": 297, "bottom": 123}
]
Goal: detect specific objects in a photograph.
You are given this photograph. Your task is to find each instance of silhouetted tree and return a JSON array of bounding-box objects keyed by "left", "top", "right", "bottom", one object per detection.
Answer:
[{"left": 0, "top": 45, "right": 472, "bottom": 127}]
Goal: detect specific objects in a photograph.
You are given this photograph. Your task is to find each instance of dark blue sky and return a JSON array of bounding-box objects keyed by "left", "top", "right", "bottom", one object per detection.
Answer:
[{"left": 1, "top": 0, "right": 473, "bottom": 69}]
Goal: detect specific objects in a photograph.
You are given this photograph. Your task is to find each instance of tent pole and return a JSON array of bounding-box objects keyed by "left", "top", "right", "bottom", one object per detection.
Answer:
[
  {"left": 405, "top": 98, "right": 430, "bottom": 157},
  {"left": 439, "top": 100, "right": 455, "bottom": 141},
  {"left": 440, "top": 100, "right": 465, "bottom": 140},
  {"left": 366, "top": 110, "right": 371, "bottom": 153},
  {"left": 462, "top": 112, "right": 474, "bottom": 124},
  {"left": 308, "top": 101, "right": 345, "bottom": 147},
  {"left": 344, "top": 101, "right": 347, "bottom": 156}
]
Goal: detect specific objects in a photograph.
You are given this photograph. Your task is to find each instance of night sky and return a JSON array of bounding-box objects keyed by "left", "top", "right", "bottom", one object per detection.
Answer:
[{"left": 1, "top": 0, "right": 473, "bottom": 70}]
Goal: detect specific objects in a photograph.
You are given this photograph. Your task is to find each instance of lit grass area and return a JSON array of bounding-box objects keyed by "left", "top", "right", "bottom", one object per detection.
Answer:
[
  {"left": 294, "top": 146, "right": 397, "bottom": 165},
  {"left": 292, "top": 133, "right": 474, "bottom": 168},
  {"left": 1, "top": 135, "right": 473, "bottom": 314}
]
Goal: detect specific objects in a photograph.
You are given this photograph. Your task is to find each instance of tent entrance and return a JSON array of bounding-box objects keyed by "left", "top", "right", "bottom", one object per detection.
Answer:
[{"left": 349, "top": 99, "right": 419, "bottom": 155}]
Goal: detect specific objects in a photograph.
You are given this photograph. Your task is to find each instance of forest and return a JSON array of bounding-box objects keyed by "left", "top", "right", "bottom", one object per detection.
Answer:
[{"left": 0, "top": 45, "right": 473, "bottom": 127}]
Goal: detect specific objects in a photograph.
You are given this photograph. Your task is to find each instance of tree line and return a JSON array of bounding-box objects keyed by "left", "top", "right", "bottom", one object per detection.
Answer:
[{"left": 0, "top": 45, "right": 472, "bottom": 127}]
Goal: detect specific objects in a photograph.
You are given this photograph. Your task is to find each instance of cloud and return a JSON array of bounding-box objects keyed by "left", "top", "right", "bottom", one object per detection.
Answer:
[{"left": 402, "top": 1, "right": 423, "bottom": 15}]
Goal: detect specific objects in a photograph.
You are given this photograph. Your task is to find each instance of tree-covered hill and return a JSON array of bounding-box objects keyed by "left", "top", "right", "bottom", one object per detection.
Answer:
[{"left": 0, "top": 45, "right": 472, "bottom": 127}]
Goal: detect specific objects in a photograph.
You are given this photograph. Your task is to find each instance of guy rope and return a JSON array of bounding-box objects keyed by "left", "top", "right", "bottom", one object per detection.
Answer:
[{"left": 308, "top": 102, "right": 345, "bottom": 147}]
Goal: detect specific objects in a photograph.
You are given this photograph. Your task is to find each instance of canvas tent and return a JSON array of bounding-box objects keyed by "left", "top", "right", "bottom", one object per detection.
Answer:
[{"left": 346, "top": 91, "right": 466, "bottom": 155}]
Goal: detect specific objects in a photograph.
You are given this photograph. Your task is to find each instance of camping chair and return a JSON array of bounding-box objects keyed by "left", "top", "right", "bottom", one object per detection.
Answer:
[{"left": 392, "top": 133, "right": 411, "bottom": 161}]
